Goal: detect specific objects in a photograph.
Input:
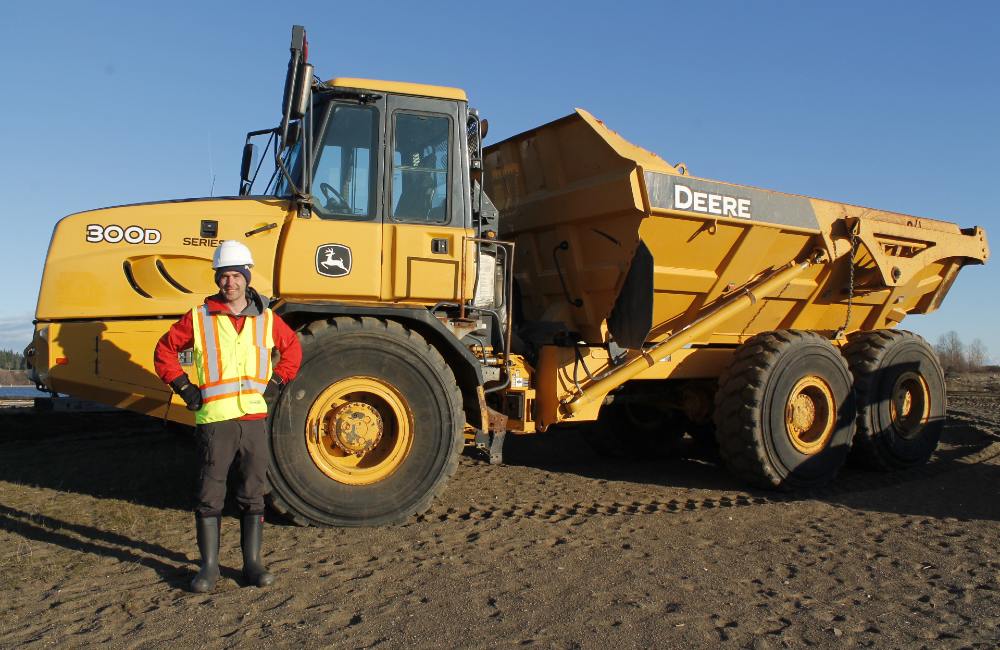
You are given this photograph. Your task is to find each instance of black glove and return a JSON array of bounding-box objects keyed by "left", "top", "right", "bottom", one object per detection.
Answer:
[
  {"left": 264, "top": 375, "right": 284, "bottom": 404},
  {"left": 170, "top": 376, "right": 203, "bottom": 411}
]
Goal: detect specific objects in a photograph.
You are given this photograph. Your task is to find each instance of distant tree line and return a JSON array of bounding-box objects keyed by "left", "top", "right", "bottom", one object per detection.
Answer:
[
  {"left": 935, "top": 331, "right": 990, "bottom": 372},
  {"left": 0, "top": 349, "right": 27, "bottom": 370}
]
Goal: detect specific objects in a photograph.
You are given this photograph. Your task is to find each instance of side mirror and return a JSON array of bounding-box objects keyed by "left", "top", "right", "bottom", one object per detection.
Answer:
[
  {"left": 240, "top": 143, "right": 258, "bottom": 184},
  {"left": 283, "top": 122, "right": 301, "bottom": 149},
  {"left": 239, "top": 143, "right": 258, "bottom": 196},
  {"left": 480, "top": 118, "right": 489, "bottom": 141},
  {"left": 292, "top": 63, "right": 313, "bottom": 120},
  {"left": 281, "top": 26, "right": 308, "bottom": 120},
  {"left": 277, "top": 25, "right": 310, "bottom": 202}
]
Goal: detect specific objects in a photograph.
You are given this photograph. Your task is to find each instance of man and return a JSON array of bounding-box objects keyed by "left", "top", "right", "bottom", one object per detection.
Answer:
[{"left": 154, "top": 240, "right": 301, "bottom": 592}]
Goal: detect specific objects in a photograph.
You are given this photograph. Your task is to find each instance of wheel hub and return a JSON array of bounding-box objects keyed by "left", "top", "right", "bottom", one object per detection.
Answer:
[
  {"left": 304, "top": 377, "right": 414, "bottom": 486},
  {"left": 785, "top": 376, "right": 836, "bottom": 455},
  {"left": 790, "top": 394, "right": 818, "bottom": 431},
  {"left": 890, "top": 372, "right": 930, "bottom": 439},
  {"left": 329, "top": 402, "right": 383, "bottom": 457}
]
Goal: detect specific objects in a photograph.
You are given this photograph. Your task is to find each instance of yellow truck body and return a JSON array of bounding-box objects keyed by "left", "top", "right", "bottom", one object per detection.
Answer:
[{"left": 25, "top": 28, "right": 989, "bottom": 525}]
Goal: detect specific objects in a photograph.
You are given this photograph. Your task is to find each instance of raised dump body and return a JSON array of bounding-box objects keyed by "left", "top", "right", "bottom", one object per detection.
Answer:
[
  {"left": 484, "top": 110, "right": 988, "bottom": 487},
  {"left": 485, "top": 109, "right": 987, "bottom": 350}
]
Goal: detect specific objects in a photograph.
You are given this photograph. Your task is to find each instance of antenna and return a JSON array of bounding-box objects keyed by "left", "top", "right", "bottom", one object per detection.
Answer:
[{"left": 208, "top": 129, "right": 216, "bottom": 197}]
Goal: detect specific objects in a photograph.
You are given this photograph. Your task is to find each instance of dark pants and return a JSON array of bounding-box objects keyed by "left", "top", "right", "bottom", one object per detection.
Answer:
[{"left": 195, "top": 418, "right": 268, "bottom": 518}]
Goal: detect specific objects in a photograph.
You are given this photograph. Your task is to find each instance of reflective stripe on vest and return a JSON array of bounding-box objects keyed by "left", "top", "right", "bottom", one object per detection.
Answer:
[{"left": 190, "top": 305, "right": 274, "bottom": 424}]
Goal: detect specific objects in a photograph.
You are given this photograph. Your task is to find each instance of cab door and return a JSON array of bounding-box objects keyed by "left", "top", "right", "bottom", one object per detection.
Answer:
[
  {"left": 382, "top": 95, "right": 472, "bottom": 303},
  {"left": 277, "top": 98, "right": 384, "bottom": 302}
]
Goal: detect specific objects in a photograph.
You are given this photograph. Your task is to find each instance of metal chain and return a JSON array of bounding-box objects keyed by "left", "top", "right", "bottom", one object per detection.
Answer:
[{"left": 835, "top": 224, "right": 859, "bottom": 339}]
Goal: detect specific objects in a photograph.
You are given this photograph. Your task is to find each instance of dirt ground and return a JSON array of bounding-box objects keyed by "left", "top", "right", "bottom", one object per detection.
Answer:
[{"left": 1, "top": 376, "right": 998, "bottom": 649}]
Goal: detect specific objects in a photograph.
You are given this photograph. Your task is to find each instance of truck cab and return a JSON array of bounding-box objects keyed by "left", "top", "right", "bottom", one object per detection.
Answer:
[{"left": 264, "top": 78, "right": 480, "bottom": 306}]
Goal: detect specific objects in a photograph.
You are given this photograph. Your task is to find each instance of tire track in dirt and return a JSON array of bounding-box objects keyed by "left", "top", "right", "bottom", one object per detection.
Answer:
[
  {"left": 414, "top": 413, "right": 1000, "bottom": 527},
  {"left": 414, "top": 493, "right": 777, "bottom": 525}
]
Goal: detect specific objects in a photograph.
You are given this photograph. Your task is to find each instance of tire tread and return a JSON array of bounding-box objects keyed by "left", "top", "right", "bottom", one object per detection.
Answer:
[
  {"left": 714, "top": 330, "right": 853, "bottom": 489},
  {"left": 842, "top": 329, "right": 945, "bottom": 470},
  {"left": 268, "top": 316, "right": 464, "bottom": 526}
]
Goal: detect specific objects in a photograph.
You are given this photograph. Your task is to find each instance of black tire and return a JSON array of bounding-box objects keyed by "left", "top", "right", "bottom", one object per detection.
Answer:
[
  {"left": 842, "top": 329, "right": 946, "bottom": 470},
  {"left": 714, "top": 330, "right": 856, "bottom": 489},
  {"left": 267, "top": 317, "right": 463, "bottom": 526}
]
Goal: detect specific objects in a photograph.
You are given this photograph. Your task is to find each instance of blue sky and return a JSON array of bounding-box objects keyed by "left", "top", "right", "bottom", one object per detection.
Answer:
[{"left": 0, "top": 1, "right": 997, "bottom": 358}]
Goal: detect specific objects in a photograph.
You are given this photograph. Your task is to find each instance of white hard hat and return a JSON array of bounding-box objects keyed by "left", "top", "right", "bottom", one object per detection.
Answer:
[{"left": 213, "top": 240, "right": 254, "bottom": 269}]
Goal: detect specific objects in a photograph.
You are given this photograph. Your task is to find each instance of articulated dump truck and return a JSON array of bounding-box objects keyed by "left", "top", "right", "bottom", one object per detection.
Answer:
[{"left": 26, "top": 27, "right": 988, "bottom": 526}]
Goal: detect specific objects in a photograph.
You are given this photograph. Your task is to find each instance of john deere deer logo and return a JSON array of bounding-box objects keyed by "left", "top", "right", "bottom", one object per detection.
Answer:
[{"left": 315, "top": 244, "right": 352, "bottom": 278}]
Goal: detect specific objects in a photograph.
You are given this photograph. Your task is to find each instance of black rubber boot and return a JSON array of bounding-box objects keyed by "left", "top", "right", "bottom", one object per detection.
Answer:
[
  {"left": 190, "top": 515, "right": 220, "bottom": 593},
  {"left": 240, "top": 513, "right": 274, "bottom": 587}
]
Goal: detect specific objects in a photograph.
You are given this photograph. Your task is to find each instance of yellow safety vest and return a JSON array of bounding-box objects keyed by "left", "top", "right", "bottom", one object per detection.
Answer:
[{"left": 190, "top": 304, "right": 274, "bottom": 424}]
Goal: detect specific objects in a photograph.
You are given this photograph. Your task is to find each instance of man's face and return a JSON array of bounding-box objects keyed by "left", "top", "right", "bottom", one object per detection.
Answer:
[{"left": 217, "top": 270, "right": 247, "bottom": 303}]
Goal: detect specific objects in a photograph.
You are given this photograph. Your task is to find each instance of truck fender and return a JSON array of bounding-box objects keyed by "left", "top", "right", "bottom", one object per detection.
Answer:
[{"left": 273, "top": 301, "right": 485, "bottom": 425}]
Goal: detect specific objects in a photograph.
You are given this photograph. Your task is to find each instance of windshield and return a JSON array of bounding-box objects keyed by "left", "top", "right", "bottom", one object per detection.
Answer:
[
  {"left": 256, "top": 99, "right": 382, "bottom": 221},
  {"left": 311, "top": 104, "right": 378, "bottom": 220}
]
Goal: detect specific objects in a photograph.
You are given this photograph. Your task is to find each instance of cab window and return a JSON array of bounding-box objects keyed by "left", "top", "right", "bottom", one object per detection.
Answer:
[
  {"left": 391, "top": 113, "right": 450, "bottom": 223},
  {"left": 312, "top": 104, "right": 378, "bottom": 220}
]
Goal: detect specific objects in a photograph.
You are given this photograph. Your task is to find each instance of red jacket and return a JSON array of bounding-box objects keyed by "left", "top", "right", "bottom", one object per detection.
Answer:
[{"left": 154, "top": 291, "right": 302, "bottom": 420}]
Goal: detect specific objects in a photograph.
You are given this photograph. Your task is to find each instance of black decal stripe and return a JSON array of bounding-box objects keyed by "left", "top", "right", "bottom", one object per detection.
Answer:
[
  {"left": 122, "top": 261, "right": 152, "bottom": 298},
  {"left": 156, "top": 259, "right": 193, "bottom": 294}
]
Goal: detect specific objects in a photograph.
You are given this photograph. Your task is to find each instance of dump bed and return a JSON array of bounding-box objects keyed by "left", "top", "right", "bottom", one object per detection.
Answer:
[{"left": 484, "top": 110, "right": 988, "bottom": 350}]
